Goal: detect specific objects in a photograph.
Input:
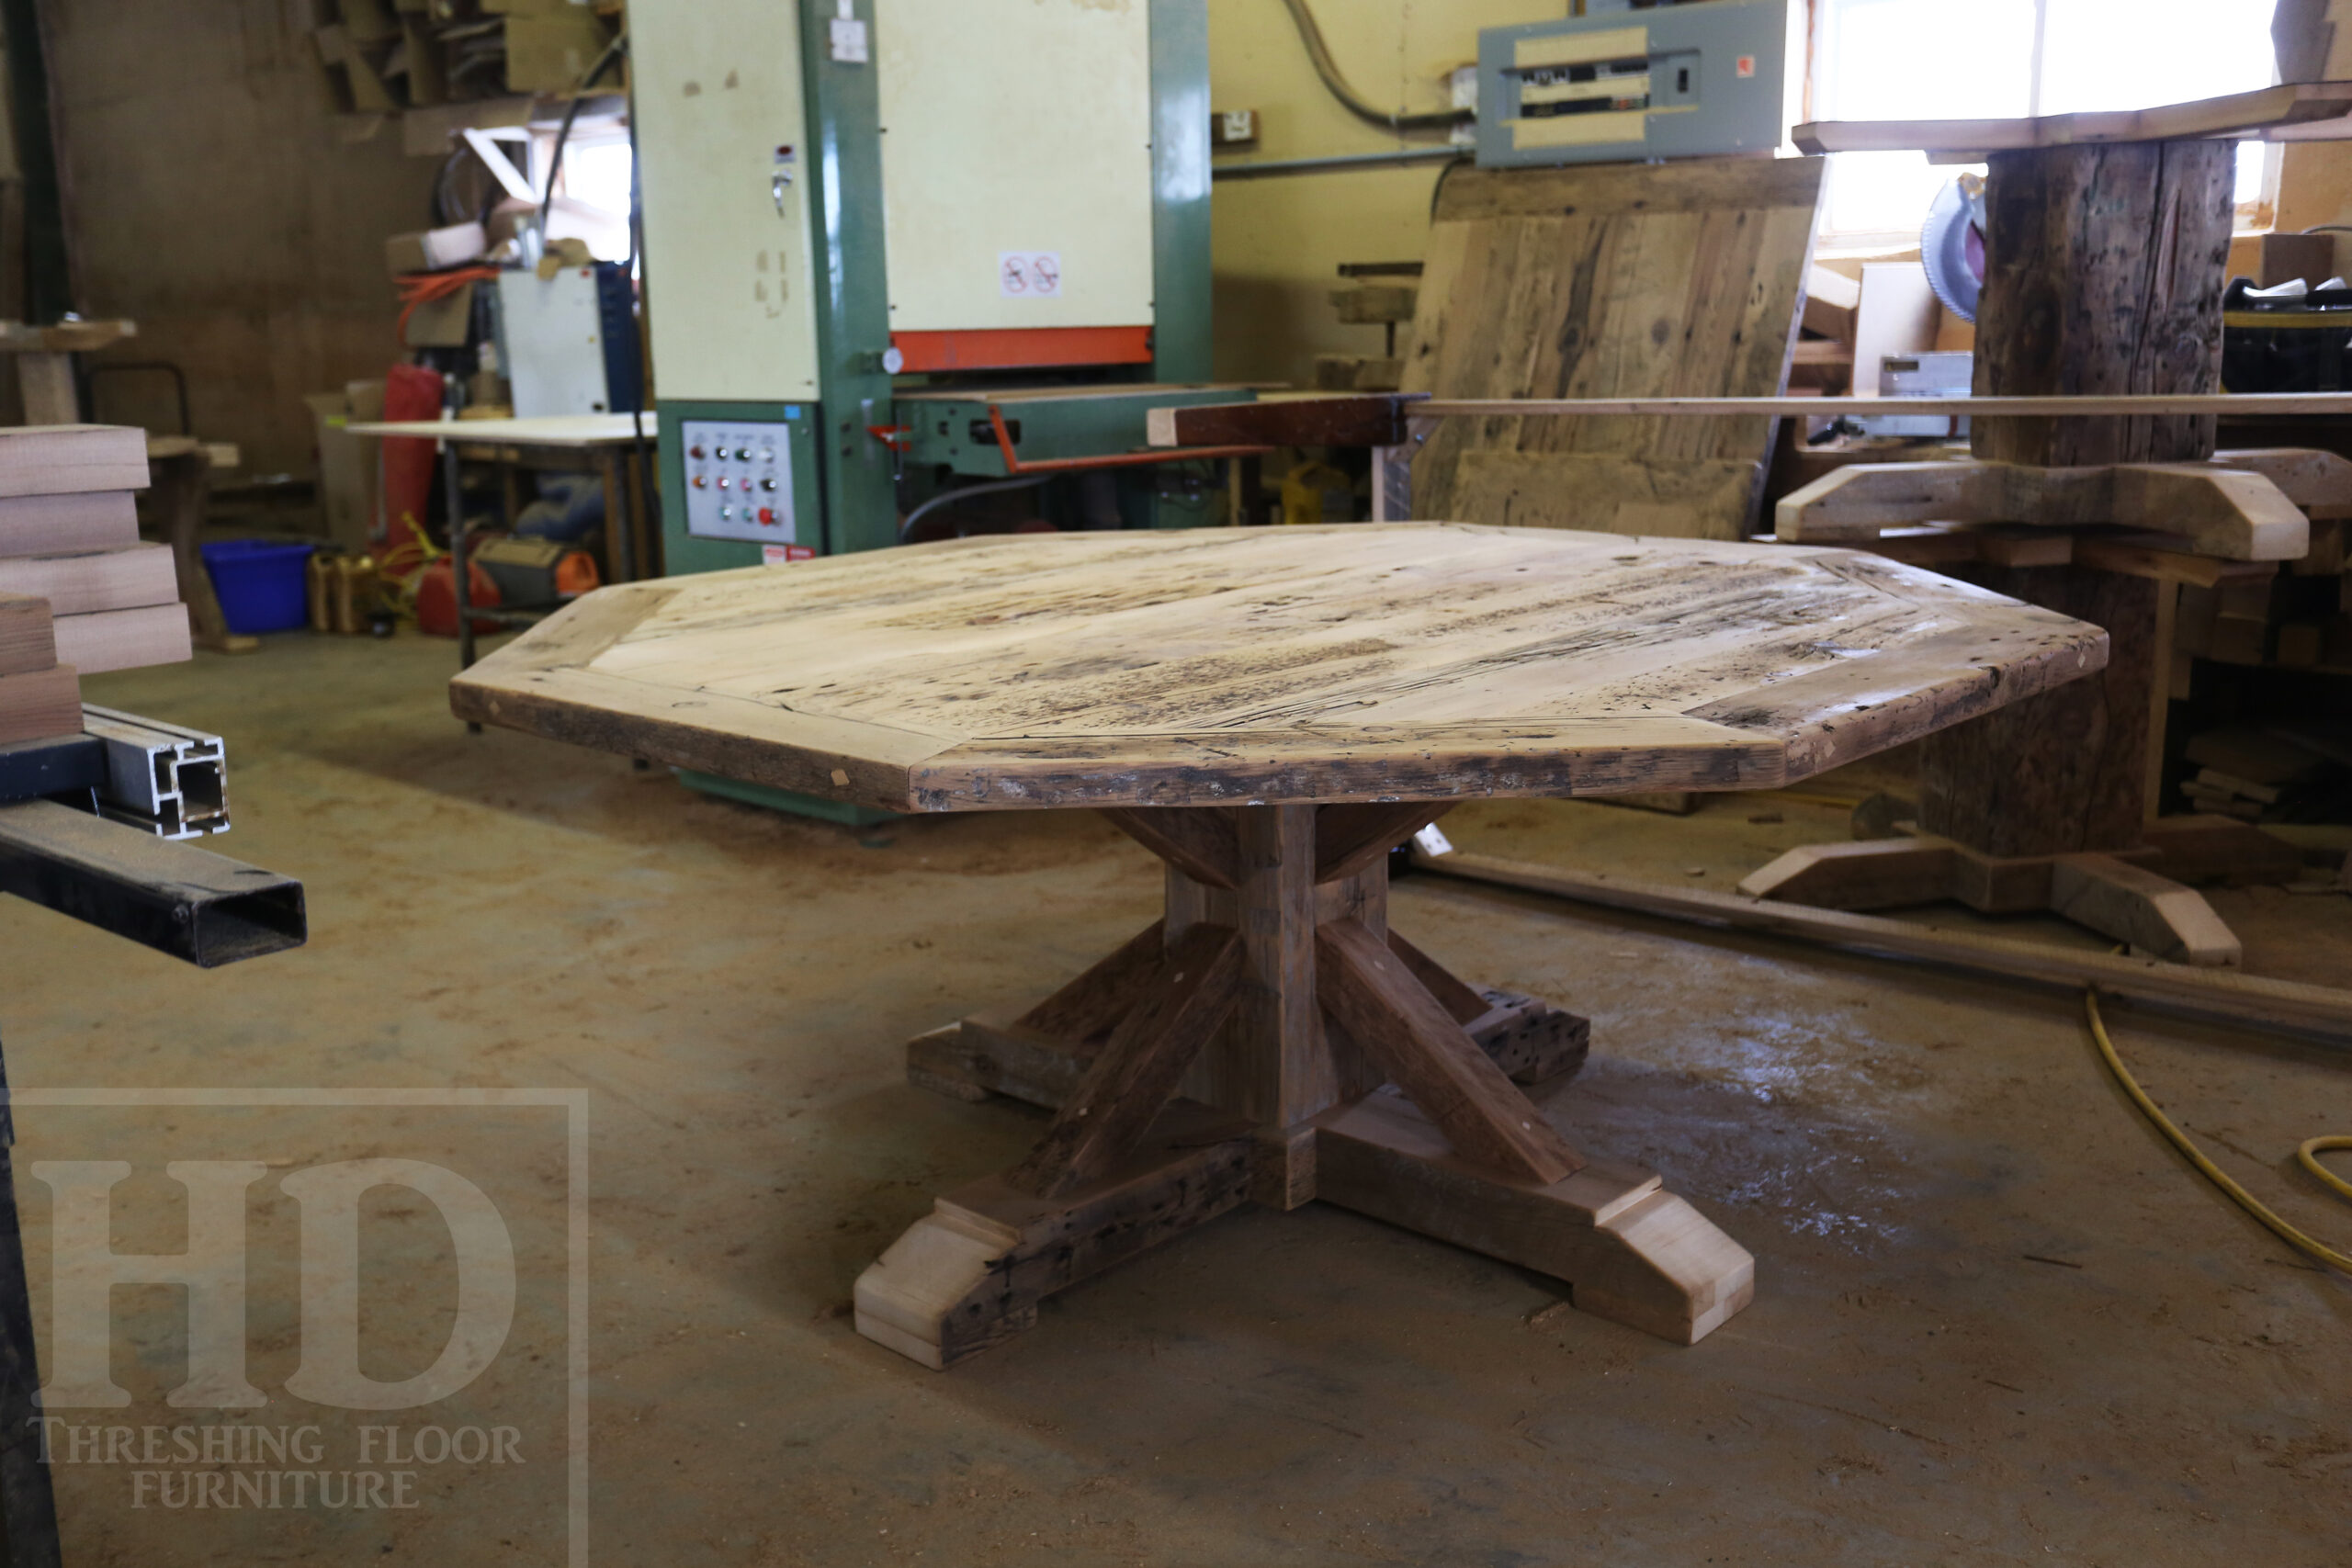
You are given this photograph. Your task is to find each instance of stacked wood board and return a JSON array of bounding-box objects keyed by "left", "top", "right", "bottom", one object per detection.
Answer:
[
  {"left": 2173, "top": 517, "right": 2352, "bottom": 678},
  {"left": 0, "top": 591, "right": 78, "bottom": 745},
  {"left": 1400, "top": 156, "right": 1824, "bottom": 541},
  {"left": 0, "top": 426, "right": 190, "bottom": 686}
]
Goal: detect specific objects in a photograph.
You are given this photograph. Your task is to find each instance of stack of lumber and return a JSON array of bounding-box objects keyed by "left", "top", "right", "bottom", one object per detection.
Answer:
[
  {"left": 0, "top": 426, "right": 189, "bottom": 694},
  {"left": 0, "top": 591, "right": 78, "bottom": 745},
  {"left": 1317, "top": 265, "right": 1418, "bottom": 393},
  {"left": 2174, "top": 522, "right": 2352, "bottom": 674},
  {"left": 2177, "top": 724, "right": 2351, "bottom": 825}
]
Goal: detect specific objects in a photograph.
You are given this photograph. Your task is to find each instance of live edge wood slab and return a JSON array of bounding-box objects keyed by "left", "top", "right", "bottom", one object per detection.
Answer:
[{"left": 452, "top": 524, "right": 2109, "bottom": 1368}]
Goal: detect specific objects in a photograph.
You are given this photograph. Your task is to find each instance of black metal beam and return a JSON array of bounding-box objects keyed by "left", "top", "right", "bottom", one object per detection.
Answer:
[{"left": 0, "top": 800, "right": 304, "bottom": 966}]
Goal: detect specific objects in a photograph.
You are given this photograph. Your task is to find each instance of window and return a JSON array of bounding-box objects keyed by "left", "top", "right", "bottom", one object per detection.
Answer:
[
  {"left": 1809, "top": 0, "right": 2283, "bottom": 246},
  {"left": 537, "top": 129, "right": 635, "bottom": 265}
]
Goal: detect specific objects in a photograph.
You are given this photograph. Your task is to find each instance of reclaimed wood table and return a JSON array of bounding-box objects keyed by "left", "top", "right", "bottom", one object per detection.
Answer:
[{"left": 449, "top": 523, "right": 2108, "bottom": 1368}]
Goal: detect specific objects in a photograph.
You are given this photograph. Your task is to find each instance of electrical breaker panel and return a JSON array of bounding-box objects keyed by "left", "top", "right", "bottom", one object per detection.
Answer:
[
  {"left": 683, "top": 418, "right": 798, "bottom": 543},
  {"left": 1477, "top": 0, "right": 1788, "bottom": 168}
]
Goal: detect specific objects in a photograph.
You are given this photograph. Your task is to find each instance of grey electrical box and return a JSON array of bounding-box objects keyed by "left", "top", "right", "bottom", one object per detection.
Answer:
[{"left": 1476, "top": 0, "right": 1789, "bottom": 168}]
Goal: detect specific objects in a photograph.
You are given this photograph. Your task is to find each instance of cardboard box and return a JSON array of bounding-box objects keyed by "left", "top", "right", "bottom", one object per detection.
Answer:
[
  {"left": 386, "top": 221, "right": 486, "bottom": 276},
  {"left": 402, "top": 280, "right": 477, "bottom": 349},
  {"left": 306, "top": 380, "right": 386, "bottom": 552}
]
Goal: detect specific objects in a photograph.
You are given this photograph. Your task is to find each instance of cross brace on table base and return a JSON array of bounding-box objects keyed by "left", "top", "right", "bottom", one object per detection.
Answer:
[{"left": 856, "top": 803, "right": 1755, "bottom": 1369}]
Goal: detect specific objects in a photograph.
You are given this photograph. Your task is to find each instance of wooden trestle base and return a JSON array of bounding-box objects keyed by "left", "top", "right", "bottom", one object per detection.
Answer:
[
  {"left": 1740, "top": 816, "right": 2306, "bottom": 968},
  {"left": 853, "top": 803, "right": 1756, "bottom": 1370}
]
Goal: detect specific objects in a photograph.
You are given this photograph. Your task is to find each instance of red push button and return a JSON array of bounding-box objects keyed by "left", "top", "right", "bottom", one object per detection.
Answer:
[{"left": 758, "top": 507, "right": 776, "bottom": 525}]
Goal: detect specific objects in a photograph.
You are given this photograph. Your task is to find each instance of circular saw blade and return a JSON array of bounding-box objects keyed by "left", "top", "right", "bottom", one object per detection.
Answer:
[{"left": 1921, "top": 175, "right": 1987, "bottom": 323}]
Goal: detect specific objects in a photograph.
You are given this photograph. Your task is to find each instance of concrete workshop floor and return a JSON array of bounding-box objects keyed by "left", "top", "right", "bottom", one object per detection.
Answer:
[{"left": 8, "top": 631, "right": 2350, "bottom": 1566}]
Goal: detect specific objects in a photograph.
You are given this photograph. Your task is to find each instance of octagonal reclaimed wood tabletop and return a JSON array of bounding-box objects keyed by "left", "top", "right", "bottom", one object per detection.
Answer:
[{"left": 448, "top": 523, "right": 2109, "bottom": 811}]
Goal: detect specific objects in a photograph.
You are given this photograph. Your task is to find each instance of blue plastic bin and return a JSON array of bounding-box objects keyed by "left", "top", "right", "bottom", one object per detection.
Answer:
[{"left": 200, "top": 540, "right": 314, "bottom": 636}]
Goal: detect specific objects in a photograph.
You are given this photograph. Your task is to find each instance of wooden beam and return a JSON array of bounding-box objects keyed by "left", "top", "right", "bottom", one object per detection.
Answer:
[
  {"left": 1314, "top": 1091, "right": 1753, "bottom": 1345},
  {"left": 1101, "top": 807, "right": 1241, "bottom": 890},
  {"left": 906, "top": 1016, "right": 1087, "bottom": 1107},
  {"left": 1414, "top": 394, "right": 2352, "bottom": 419},
  {"left": 1014, "top": 918, "right": 1165, "bottom": 1043},
  {"left": 910, "top": 971, "right": 1589, "bottom": 1107},
  {"left": 854, "top": 1100, "right": 1254, "bottom": 1369},
  {"left": 1314, "top": 801, "right": 1452, "bottom": 885},
  {"left": 1737, "top": 838, "right": 1959, "bottom": 909},
  {"left": 1315, "top": 918, "right": 1581, "bottom": 1184},
  {"left": 1792, "top": 81, "right": 2352, "bottom": 155},
  {"left": 2211, "top": 447, "right": 2352, "bottom": 519},
  {"left": 1416, "top": 848, "right": 2352, "bottom": 1041},
  {"left": 2105, "top": 466, "right": 2307, "bottom": 561},
  {"left": 2139, "top": 816, "right": 2306, "bottom": 886},
  {"left": 2073, "top": 538, "right": 2280, "bottom": 587},
  {"left": 1008, "top": 924, "right": 1245, "bottom": 1198},
  {"left": 0, "top": 592, "right": 56, "bottom": 677},
  {"left": 1383, "top": 929, "right": 1487, "bottom": 1022},
  {"left": 1775, "top": 461, "right": 2307, "bottom": 561},
  {"left": 1774, "top": 463, "right": 1997, "bottom": 542},
  {"left": 2048, "top": 854, "right": 2243, "bottom": 967},
  {"left": 1147, "top": 395, "right": 1411, "bottom": 451}
]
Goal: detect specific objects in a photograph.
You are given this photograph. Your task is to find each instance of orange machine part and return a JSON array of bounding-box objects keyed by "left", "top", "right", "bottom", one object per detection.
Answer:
[{"left": 890, "top": 326, "right": 1153, "bottom": 373}]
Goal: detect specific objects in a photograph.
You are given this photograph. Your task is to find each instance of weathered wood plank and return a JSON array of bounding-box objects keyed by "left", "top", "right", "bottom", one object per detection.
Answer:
[{"left": 1403, "top": 155, "right": 1823, "bottom": 541}]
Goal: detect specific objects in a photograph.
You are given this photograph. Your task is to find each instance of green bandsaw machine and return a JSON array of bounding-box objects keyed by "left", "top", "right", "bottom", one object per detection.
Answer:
[{"left": 628, "top": 0, "right": 1251, "bottom": 819}]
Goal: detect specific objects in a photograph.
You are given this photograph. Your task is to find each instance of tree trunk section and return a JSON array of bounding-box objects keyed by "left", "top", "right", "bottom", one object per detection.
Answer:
[
  {"left": 1918, "top": 567, "right": 2158, "bottom": 858},
  {"left": 1971, "top": 140, "right": 2234, "bottom": 467}
]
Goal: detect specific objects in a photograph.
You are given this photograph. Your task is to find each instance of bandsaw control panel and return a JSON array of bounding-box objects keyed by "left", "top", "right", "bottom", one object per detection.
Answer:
[{"left": 683, "top": 418, "right": 797, "bottom": 543}]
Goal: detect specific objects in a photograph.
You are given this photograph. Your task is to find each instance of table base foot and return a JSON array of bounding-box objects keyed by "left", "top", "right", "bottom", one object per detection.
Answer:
[
  {"left": 854, "top": 1100, "right": 1253, "bottom": 1370},
  {"left": 1741, "top": 830, "right": 2251, "bottom": 966},
  {"left": 1316, "top": 1090, "right": 1755, "bottom": 1346}
]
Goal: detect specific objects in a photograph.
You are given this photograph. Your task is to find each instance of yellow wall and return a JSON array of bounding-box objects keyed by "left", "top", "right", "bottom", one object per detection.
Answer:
[
  {"left": 1206, "top": 0, "right": 1566, "bottom": 388},
  {"left": 2274, "top": 1, "right": 2352, "bottom": 273}
]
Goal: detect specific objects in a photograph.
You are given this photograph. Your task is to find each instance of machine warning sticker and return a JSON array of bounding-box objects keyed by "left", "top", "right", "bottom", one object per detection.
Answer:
[
  {"left": 763, "top": 544, "right": 815, "bottom": 565},
  {"left": 1000, "top": 252, "right": 1063, "bottom": 299}
]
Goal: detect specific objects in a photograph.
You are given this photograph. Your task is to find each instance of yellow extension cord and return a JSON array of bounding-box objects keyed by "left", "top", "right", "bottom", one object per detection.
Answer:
[{"left": 2085, "top": 988, "right": 2352, "bottom": 1275}]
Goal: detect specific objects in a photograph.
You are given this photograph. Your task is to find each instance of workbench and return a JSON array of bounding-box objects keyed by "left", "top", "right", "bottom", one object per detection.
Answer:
[
  {"left": 448, "top": 523, "right": 2106, "bottom": 1367},
  {"left": 347, "top": 413, "right": 656, "bottom": 668}
]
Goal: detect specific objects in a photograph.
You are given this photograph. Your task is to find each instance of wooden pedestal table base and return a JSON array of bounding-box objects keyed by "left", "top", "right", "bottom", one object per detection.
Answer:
[{"left": 855, "top": 804, "right": 1755, "bottom": 1369}]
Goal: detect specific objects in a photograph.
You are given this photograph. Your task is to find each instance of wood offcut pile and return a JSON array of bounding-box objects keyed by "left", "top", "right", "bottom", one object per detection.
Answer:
[
  {"left": 0, "top": 425, "right": 190, "bottom": 744},
  {"left": 2174, "top": 517, "right": 2352, "bottom": 675},
  {"left": 2177, "top": 723, "right": 2352, "bottom": 824}
]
